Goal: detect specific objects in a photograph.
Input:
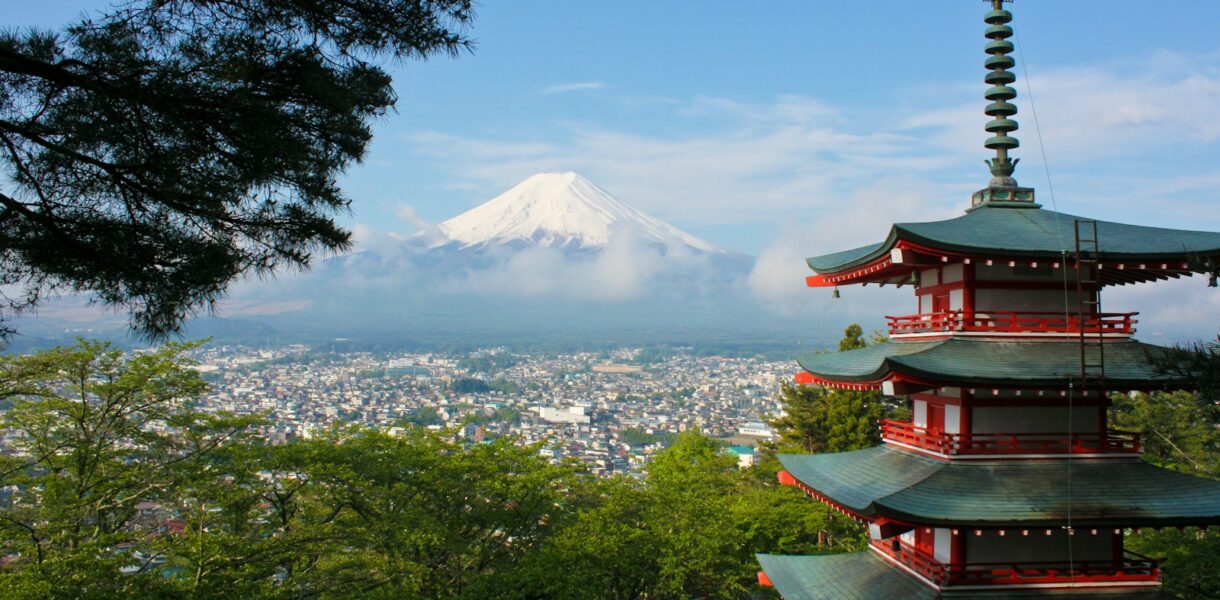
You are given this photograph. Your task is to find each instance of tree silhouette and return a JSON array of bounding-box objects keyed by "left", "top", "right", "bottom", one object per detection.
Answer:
[{"left": 0, "top": 0, "right": 473, "bottom": 338}]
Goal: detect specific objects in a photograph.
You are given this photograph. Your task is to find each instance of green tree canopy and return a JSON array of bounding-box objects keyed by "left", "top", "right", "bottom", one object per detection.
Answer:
[
  {"left": 520, "top": 431, "right": 865, "bottom": 600},
  {"left": 1110, "top": 340, "right": 1220, "bottom": 600},
  {"left": 838, "top": 323, "right": 867, "bottom": 352},
  {"left": 0, "top": 342, "right": 873, "bottom": 599},
  {"left": 769, "top": 324, "right": 905, "bottom": 455},
  {"left": 0, "top": 339, "right": 259, "bottom": 597},
  {"left": 0, "top": 0, "right": 473, "bottom": 338}
]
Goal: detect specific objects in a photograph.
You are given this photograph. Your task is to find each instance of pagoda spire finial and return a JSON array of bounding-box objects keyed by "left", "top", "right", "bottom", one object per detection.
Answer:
[
  {"left": 971, "top": 0, "right": 1035, "bottom": 207},
  {"left": 983, "top": 0, "right": 1019, "bottom": 186}
]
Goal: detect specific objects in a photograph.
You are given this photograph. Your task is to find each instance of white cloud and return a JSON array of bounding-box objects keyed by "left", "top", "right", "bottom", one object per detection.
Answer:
[
  {"left": 747, "top": 177, "right": 957, "bottom": 311},
  {"left": 1106, "top": 277, "right": 1220, "bottom": 344},
  {"left": 540, "top": 81, "right": 606, "bottom": 95},
  {"left": 404, "top": 48, "right": 1220, "bottom": 248},
  {"left": 435, "top": 227, "right": 716, "bottom": 301}
]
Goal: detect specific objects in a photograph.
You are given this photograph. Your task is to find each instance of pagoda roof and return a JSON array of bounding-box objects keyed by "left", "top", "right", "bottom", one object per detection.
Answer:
[
  {"left": 806, "top": 203, "right": 1220, "bottom": 276},
  {"left": 756, "top": 552, "right": 1174, "bottom": 600},
  {"left": 757, "top": 552, "right": 931, "bottom": 600},
  {"left": 795, "top": 338, "right": 1177, "bottom": 390},
  {"left": 779, "top": 446, "right": 1220, "bottom": 527}
]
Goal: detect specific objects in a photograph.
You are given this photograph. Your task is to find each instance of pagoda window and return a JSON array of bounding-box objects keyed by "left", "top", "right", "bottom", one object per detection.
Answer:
[
  {"left": 933, "top": 528, "right": 952, "bottom": 564},
  {"left": 965, "top": 529, "right": 1113, "bottom": 565},
  {"left": 942, "top": 263, "right": 965, "bottom": 283},
  {"left": 943, "top": 404, "right": 961, "bottom": 434},
  {"left": 974, "top": 287, "right": 1087, "bottom": 314},
  {"left": 912, "top": 399, "right": 927, "bottom": 429},
  {"left": 949, "top": 288, "right": 964, "bottom": 311},
  {"left": 972, "top": 405, "right": 1101, "bottom": 436}
]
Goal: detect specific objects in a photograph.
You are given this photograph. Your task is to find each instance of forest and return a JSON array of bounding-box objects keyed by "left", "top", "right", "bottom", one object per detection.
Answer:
[{"left": 0, "top": 332, "right": 1214, "bottom": 599}]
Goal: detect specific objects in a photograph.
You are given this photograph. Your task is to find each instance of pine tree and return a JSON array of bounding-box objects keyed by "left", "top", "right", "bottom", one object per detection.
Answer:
[
  {"left": 769, "top": 324, "right": 899, "bottom": 454},
  {"left": 0, "top": 1, "right": 474, "bottom": 338}
]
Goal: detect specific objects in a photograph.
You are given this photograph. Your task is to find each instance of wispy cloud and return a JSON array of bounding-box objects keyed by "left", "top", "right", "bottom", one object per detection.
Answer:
[
  {"left": 385, "top": 47, "right": 1220, "bottom": 338},
  {"left": 410, "top": 48, "right": 1220, "bottom": 236},
  {"left": 540, "top": 81, "right": 606, "bottom": 94}
]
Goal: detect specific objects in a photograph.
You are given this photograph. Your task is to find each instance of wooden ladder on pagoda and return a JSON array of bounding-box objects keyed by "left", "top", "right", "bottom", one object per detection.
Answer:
[{"left": 1074, "top": 220, "right": 1106, "bottom": 391}]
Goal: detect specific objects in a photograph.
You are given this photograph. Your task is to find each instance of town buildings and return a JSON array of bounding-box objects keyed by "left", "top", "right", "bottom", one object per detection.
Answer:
[{"left": 186, "top": 345, "right": 784, "bottom": 476}]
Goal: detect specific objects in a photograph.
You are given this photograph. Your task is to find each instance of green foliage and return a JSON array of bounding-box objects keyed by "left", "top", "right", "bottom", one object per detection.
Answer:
[
  {"left": 405, "top": 405, "right": 441, "bottom": 426},
  {"left": 450, "top": 377, "right": 491, "bottom": 394},
  {"left": 1109, "top": 340, "right": 1220, "bottom": 600},
  {"left": 0, "top": 342, "right": 865, "bottom": 599},
  {"left": 1150, "top": 337, "right": 1220, "bottom": 416},
  {"left": 0, "top": 1, "right": 474, "bottom": 338},
  {"left": 768, "top": 324, "right": 908, "bottom": 455},
  {"left": 0, "top": 339, "right": 260, "bottom": 598},
  {"left": 769, "top": 382, "right": 885, "bottom": 454},
  {"left": 1125, "top": 528, "right": 1220, "bottom": 600},
  {"left": 523, "top": 432, "right": 864, "bottom": 599},
  {"left": 1110, "top": 391, "right": 1219, "bottom": 478},
  {"left": 619, "top": 427, "right": 678, "bottom": 448},
  {"left": 457, "top": 353, "right": 518, "bottom": 374},
  {"left": 838, "top": 324, "right": 868, "bottom": 352},
  {"left": 488, "top": 377, "right": 521, "bottom": 394},
  {"left": 633, "top": 346, "right": 675, "bottom": 365}
]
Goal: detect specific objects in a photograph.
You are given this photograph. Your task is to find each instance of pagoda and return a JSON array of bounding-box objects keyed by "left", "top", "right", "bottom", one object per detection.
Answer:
[{"left": 756, "top": 2, "right": 1220, "bottom": 599}]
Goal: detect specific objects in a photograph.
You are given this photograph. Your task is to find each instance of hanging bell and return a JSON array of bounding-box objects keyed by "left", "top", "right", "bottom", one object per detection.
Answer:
[{"left": 832, "top": 287, "right": 841, "bottom": 299}]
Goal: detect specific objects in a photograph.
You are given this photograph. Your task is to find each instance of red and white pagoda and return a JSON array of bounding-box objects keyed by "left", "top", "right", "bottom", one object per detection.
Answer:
[{"left": 757, "top": 2, "right": 1220, "bottom": 598}]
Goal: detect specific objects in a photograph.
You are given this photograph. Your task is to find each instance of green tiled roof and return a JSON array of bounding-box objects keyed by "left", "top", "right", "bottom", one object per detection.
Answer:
[
  {"left": 757, "top": 552, "right": 933, "bottom": 600},
  {"left": 780, "top": 446, "right": 1220, "bottom": 527},
  {"left": 795, "top": 338, "right": 1178, "bottom": 389},
  {"left": 806, "top": 204, "right": 1220, "bottom": 274},
  {"left": 756, "top": 552, "right": 1174, "bottom": 599}
]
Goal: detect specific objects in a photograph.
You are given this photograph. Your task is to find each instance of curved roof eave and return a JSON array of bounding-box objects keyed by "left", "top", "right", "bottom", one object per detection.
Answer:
[
  {"left": 805, "top": 205, "right": 1220, "bottom": 275},
  {"left": 795, "top": 339, "right": 1184, "bottom": 390},
  {"left": 780, "top": 447, "right": 1220, "bottom": 528}
]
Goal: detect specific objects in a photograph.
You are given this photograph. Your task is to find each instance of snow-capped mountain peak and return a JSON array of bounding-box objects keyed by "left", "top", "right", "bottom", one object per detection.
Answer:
[{"left": 433, "top": 172, "right": 719, "bottom": 252}]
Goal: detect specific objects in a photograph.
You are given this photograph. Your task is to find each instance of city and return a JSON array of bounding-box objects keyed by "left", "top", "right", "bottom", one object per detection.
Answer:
[{"left": 190, "top": 344, "right": 790, "bottom": 475}]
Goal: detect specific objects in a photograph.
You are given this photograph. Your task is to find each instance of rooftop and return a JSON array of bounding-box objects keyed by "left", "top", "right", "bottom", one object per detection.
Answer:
[
  {"left": 757, "top": 552, "right": 1176, "bottom": 600},
  {"left": 794, "top": 338, "right": 1179, "bottom": 391},
  {"left": 778, "top": 446, "right": 1220, "bottom": 527},
  {"left": 805, "top": 204, "right": 1220, "bottom": 287}
]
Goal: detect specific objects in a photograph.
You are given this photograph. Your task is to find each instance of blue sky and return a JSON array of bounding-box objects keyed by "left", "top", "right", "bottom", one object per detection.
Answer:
[
  {"left": 8, "top": 1, "right": 1220, "bottom": 338},
  {"left": 9, "top": 1, "right": 1220, "bottom": 252},
  {"left": 373, "top": 1, "right": 1220, "bottom": 255}
]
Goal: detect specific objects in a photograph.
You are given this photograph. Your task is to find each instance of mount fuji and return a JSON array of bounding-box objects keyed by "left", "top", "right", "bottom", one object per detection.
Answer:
[
  {"left": 13, "top": 173, "right": 839, "bottom": 350},
  {"left": 423, "top": 172, "right": 721, "bottom": 254}
]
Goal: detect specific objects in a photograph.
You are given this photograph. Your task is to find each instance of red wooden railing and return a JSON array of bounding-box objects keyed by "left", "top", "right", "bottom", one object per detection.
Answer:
[
  {"left": 871, "top": 540, "right": 1159, "bottom": 586},
  {"left": 880, "top": 420, "right": 1141, "bottom": 455},
  {"left": 872, "top": 539, "right": 947, "bottom": 583},
  {"left": 886, "top": 311, "right": 1137, "bottom": 336},
  {"left": 947, "top": 553, "right": 1160, "bottom": 586}
]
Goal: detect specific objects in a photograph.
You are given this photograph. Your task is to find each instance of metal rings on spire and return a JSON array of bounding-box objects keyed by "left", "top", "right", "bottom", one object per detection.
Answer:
[{"left": 983, "top": 1, "right": 1020, "bottom": 185}]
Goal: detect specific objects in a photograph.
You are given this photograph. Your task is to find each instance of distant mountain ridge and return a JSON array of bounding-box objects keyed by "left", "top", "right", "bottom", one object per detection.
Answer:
[
  {"left": 427, "top": 172, "right": 720, "bottom": 253},
  {"left": 14, "top": 173, "right": 833, "bottom": 351}
]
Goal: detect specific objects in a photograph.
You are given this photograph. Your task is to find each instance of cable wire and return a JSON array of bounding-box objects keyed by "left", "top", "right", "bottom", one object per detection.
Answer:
[{"left": 1015, "top": 23, "right": 1079, "bottom": 588}]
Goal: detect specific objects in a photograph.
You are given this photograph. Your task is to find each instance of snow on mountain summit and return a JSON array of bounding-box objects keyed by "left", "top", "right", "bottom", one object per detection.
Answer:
[{"left": 434, "top": 172, "right": 719, "bottom": 252}]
